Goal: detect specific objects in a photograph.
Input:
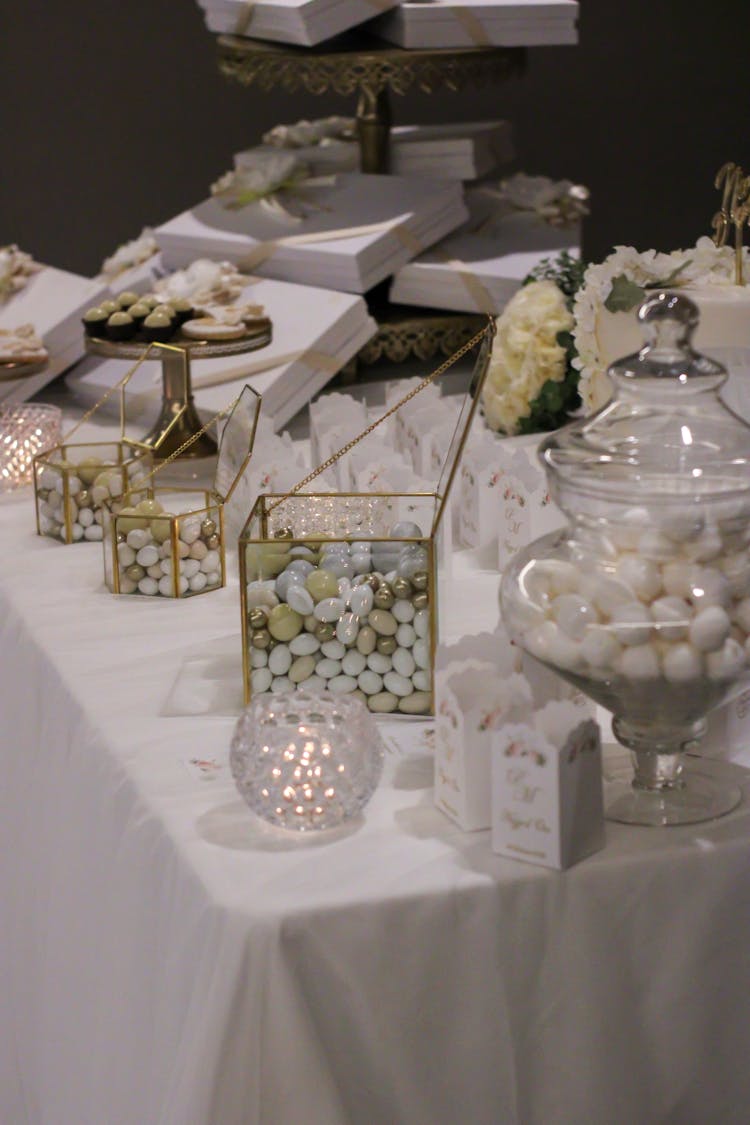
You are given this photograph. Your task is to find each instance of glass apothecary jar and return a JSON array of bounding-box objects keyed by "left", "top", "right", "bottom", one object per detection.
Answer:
[
  {"left": 103, "top": 385, "right": 261, "bottom": 597},
  {"left": 238, "top": 323, "right": 495, "bottom": 716},
  {"left": 500, "top": 292, "right": 750, "bottom": 825}
]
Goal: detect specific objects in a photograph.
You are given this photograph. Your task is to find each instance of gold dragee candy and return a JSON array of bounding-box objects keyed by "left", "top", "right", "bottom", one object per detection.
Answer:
[
  {"left": 251, "top": 628, "right": 271, "bottom": 649},
  {"left": 413, "top": 591, "right": 429, "bottom": 610},
  {"left": 206, "top": 534, "right": 220, "bottom": 551},
  {"left": 248, "top": 608, "right": 268, "bottom": 630},
  {"left": 411, "top": 571, "right": 429, "bottom": 592},
  {"left": 125, "top": 563, "right": 145, "bottom": 582},
  {"left": 377, "top": 636, "right": 397, "bottom": 655},
  {"left": 77, "top": 489, "right": 92, "bottom": 508},
  {"left": 373, "top": 584, "right": 395, "bottom": 609},
  {"left": 391, "top": 577, "right": 412, "bottom": 599},
  {"left": 201, "top": 518, "right": 217, "bottom": 538},
  {"left": 315, "top": 622, "right": 336, "bottom": 642}
]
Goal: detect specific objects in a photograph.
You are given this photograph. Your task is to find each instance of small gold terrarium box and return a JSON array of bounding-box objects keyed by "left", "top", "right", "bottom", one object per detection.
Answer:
[
  {"left": 102, "top": 385, "right": 261, "bottom": 598},
  {"left": 238, "top": 324, "right": 494, "bottom": 716},
  {"left": 33, "top": 440, "right": 153, "bottom": 544},
  {"left": 241, "top": 493, "right": 438, "bottom": 715}
]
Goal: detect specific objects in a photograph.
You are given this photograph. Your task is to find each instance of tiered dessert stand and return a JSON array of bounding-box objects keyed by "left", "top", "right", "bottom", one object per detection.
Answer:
[
  {"left": 216, "top": 32, "right": 525, "bottom": 365},
  {"left": 85, "top": 321, "right": 272, "bottom": 460}
]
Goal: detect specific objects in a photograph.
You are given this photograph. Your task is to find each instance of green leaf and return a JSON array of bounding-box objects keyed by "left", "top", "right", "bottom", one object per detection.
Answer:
[
  {"left": 644, "top": 258, "right": 692, "bottom": 289},
  {"left": 604, "top": 275, "right": 646, "bottom": 313}
]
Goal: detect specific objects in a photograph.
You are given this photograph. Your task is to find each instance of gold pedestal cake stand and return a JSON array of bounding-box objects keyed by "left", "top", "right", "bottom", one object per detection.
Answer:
[
  {"left": 85, "top": 321, "right": 272, "bottom": 460},
  {"left": 216, "top": 33, "right": 523, "bottom": 367},
  {"left": 0, "top": 358, "right": 49, "bottom": 384}
]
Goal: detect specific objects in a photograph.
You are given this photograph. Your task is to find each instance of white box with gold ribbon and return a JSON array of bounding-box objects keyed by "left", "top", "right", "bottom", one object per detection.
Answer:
[
  {"left": 155, "top": 174, "right": 468, "bottom": 294},
  {"left": 372, "top": 0, "right": 578, "bottom": 49}
]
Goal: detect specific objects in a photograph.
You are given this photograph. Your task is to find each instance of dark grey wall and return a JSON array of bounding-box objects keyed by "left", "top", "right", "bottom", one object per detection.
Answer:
[{"left": 1, "top": 3, "right": 746, "bottom": 276}]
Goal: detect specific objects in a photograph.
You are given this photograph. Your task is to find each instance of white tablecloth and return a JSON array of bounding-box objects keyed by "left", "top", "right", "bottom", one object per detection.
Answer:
[{"left": 3, "top": 435, "right": 750, "bottom": 1124}]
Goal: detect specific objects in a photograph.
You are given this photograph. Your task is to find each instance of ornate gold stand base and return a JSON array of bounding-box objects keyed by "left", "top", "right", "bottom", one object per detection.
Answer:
[
  {"left": 356, "top": 306, "right": 487, "bottom": 366},
  {"left": 141, "top": 349, "right": 217, "bottom": 460}
]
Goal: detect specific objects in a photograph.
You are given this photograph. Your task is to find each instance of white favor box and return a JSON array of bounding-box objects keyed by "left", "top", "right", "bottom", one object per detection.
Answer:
[
  {"left": 436, "top": 659, "right": 532, "bottom": 830},
  {"left": 198, "top": 0, "right": 399, "bottom": 48},
  {"left": 238, "top": 121, "right": 514, "bottom": 182},
  {"left": 66, "top": 276, "right": 376, "bottom": 432},
  {"left": 390, "top": 187, "right": 580, "bottom": 315},
  {"left": 456, "top": 430, "right": 566, "bottom": 561},
  {"left": 155, "top": 174, "right": 468, "bottom": 295},
  {"left": 0, "top": 266, "right": 108, "bottom": 405},
  {"left": 491, "top": 705, "right": 604, "bottom": 870},
  {"left": 434, "top": 629, "right": 527, "bottom": 831},
  {"left": 372, "top": 0, "right": 578, "bottom": 49}
]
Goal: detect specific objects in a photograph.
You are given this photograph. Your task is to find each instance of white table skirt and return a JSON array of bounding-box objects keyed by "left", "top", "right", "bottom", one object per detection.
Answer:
[{"left": 3, "top": 466, "right": 750, "bottom": 1125}]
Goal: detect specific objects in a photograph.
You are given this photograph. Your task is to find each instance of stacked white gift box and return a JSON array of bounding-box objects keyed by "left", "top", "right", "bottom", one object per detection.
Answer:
[{"left": 195, "top": 0, "right": 577, "bottom": 49}]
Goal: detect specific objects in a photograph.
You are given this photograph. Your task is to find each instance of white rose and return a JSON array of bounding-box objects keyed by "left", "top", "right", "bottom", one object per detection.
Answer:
[{"left": 481, "top": 280, "right": 573, "bottom": 436}]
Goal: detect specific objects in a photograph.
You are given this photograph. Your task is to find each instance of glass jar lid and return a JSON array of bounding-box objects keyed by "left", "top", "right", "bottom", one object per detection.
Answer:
[{"left": 541, "top": 291, "right": 750, "bottom": 509}]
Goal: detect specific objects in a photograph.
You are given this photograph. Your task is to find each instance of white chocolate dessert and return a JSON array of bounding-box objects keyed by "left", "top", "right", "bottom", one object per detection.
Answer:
[{"left": 0, "top": 323, "right": 48, "bottom": 364}]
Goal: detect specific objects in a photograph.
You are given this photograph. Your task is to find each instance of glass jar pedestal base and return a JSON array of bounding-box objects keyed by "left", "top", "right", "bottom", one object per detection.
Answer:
[{"left": 603, "top": 747, "right": 742, "bottom": 827}]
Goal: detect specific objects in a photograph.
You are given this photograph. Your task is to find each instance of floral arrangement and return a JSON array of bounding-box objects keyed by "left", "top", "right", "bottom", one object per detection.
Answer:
[
  {"left": 262, "top": 116, "right": 355, "bottom": 149},
  {"left": 475, "top": 173, "right": 589, "bottom": 231},
  {"left": 153, "top": 258, "right": 246, "bottom": 306},
  {"left": 572, "top": 236, "right": 750, "bottom": 410},
  {"left": 99, "top": 230, "right": 158, "bottom": 281},
  {"left": 0, "top": 245, "right": 42, "bottom": 304},
  {"left": 211, "top": 151, "right": 311, "bottom": 212},
  {"left": 481, "top": 251, "right": 586, "bottom": 436}
]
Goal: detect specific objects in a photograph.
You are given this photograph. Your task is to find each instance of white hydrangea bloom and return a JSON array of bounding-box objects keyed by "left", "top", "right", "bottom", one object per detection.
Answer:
[
  {"left": 481, "top": 281, "right": 573, "bottom": 436},
  {"left": 100, "top": 230, "right": 158, "bottom": 280},
  {"left": 211, "top": 152, "right": 307, "bottom": 206}
]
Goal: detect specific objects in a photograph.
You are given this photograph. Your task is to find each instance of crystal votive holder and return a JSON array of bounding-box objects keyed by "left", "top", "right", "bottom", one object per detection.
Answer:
[
  {"left": 1, "top": 403, "right": 62, "bottom": 492},
  {"left": 230, "top": 690, "right": 385, "bottom": 832},
  {"left": 33, "top": 440, "right": 152, "bottom": 543},
  {"left": 102, "top": 485, "right": 225, "bottom": 597}
]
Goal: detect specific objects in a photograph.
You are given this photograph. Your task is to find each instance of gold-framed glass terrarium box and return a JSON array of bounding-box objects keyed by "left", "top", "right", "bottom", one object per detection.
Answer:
[
  {"left": 31, "top": 345, "right": 175, "bottom": 545},
  {"left": 103, "top": 385, "right": 261, "bottom": 598},
  {"left": 238, "top": 320, "right": 495, "bottom": 716}
]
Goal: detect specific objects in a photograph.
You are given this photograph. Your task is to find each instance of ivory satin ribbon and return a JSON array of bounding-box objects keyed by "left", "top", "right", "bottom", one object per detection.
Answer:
[
  {"left": 236, "top": 219, "right": 423, "bottom": 272},
  {"left": 454, "top": 7, "right": 491, "bottom": 46}
]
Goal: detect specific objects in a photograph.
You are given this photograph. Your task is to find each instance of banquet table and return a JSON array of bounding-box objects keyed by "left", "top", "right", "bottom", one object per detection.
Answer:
[{"left": 3, "top": 405, "right": 750, "bottom": 1125}]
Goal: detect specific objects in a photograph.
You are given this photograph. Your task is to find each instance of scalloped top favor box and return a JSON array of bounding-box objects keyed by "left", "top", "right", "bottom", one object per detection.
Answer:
[
  {"left": 238, "top": 324, "right": 495, "bottom": 717},
  {"left": 102, "top": 386, "right": 261, "bottom": 598}
]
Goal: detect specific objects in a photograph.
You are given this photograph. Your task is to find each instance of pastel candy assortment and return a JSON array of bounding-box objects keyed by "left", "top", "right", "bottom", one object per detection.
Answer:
[
  {"left": 110, "top": 503, "right": 223, "bottom": 597},
  {"left": 246, "top": 526, "right": 432, "bottom": 714},
  {"left": 35, "top": 455, "right": 148, "bottom": 544},
  {"left": 521, "top": 509, "right": 750, "bottom": 689}
]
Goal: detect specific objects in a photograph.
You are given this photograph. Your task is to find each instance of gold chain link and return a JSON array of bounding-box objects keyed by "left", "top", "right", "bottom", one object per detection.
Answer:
[
  {"left": 267, "top": 319, "right": 493, "bottom": 514},
  {"left": 133, "top": 395, "right": 241, "bottom": 489},
  {"left": 62, "top": 343, "right": 159, "bottom": 443}
]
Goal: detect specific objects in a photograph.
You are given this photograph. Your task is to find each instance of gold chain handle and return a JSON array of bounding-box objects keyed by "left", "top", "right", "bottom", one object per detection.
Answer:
[
  {"left": 132, "top": 395, "right": 241, "bottom": 489},
  {"left": 62, "top": 343, "right": 159, "bottom": 443},
  {"left": 266, "top": 319, "right": 493, "bottom": 515}
]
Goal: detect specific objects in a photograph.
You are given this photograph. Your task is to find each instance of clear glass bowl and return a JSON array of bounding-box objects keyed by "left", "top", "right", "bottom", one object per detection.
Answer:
[
  {"left": 230, "top": 690, "right": 385, "bottom": 832},
  {"left": 500, "top": 292, "right": 750, "bottom": 826}
]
